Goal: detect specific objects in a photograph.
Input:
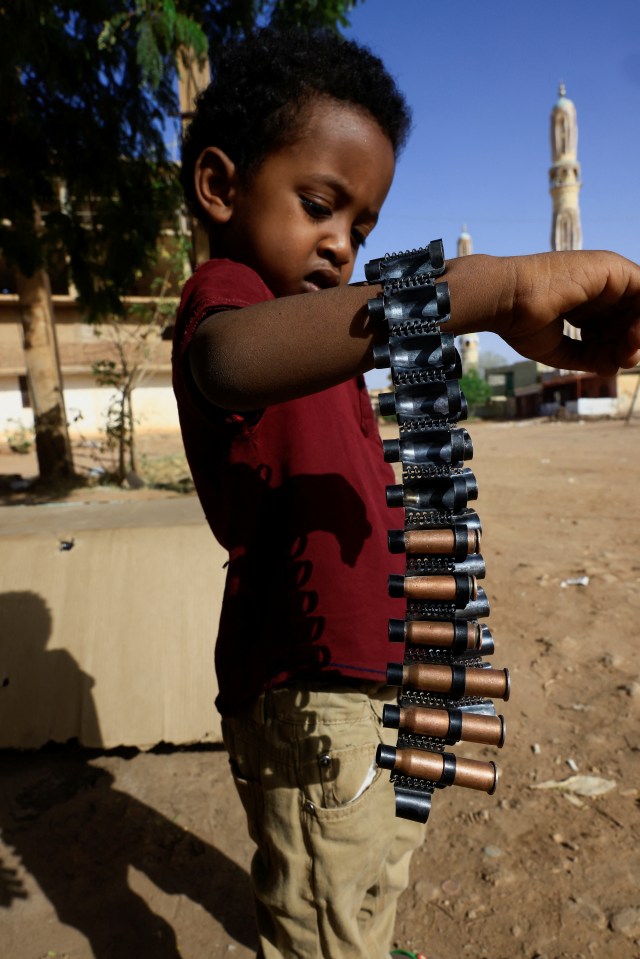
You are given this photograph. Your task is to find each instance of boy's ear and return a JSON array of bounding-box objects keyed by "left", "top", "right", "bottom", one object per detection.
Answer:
[{"left": 194, "top": 147, "right": 239, "bottom": 225}]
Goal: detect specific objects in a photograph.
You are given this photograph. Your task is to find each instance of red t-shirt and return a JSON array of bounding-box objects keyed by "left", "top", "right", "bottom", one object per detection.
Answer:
[{"left": 172, "top": 258, "right": 405, "bottom": 715}]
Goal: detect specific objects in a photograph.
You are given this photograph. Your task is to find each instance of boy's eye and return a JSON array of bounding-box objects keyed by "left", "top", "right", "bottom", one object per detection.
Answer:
[
  {"left": 300, "top": 196, "right": 331, "bottom": 219},
  {"left": 351, "top": 228, "right": 367, "bottom": 249},
  {"left": 300, "top": 194, "right": 368, "bottom": 248}
]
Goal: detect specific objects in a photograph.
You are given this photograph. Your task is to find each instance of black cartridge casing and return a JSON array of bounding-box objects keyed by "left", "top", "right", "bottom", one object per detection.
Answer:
[
  {"left": 364, "top": 240, "right": 445, "bottom": 283},
  {"left": 379, "top": 380, "right": 466, "bottom": 421},
  {"left": 367, "top": 281, "right": 450, "bottom": 326},
  {"left": 373, "top": 332, "right": 456, "bottom": 372},
  {"left": 387, "top": 469, "right": 478, "bottom": 513},
  {"left": 383, "top": 428, "right": 473, "bottom": 466}
]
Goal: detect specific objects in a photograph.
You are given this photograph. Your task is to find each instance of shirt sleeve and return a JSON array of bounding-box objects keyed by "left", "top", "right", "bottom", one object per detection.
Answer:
[
  {"left": 173, "top": 258, "right": 274, "bottom": 359},
  {"left": 172, "top": 258, "right": 274, "bottom": 429}
]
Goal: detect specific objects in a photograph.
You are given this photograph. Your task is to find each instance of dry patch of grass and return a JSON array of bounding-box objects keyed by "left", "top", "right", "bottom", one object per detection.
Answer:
[{"left": 138, "top": 452, "right": 194, "bottom": 493}]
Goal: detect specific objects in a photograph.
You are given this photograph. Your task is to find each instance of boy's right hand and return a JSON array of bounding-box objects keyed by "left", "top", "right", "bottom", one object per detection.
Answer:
[{"left": 445, "top": 251, "right": 640, "bottom": 375}]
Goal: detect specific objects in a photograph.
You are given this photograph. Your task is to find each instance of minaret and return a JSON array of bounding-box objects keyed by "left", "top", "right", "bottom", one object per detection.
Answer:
[
  {"left": 457, "top": 224, "right": 473, "bottom": 258},
  {"left": 456, "top": 226, "right": 478, "bottom": 370},
  {"left": 549, "top": 84, "right": 582, "bottom": 252}
]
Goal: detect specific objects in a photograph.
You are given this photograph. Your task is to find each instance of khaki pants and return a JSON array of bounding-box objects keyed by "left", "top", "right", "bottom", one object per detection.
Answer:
[{"left": 221, "top": 684, "right": 426, "bottom": 959}]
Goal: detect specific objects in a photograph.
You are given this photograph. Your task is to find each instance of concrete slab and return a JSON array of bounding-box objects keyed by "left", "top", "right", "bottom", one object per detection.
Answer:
[
  {"left": 0, "top": 495, "right": 226, "bottom": 749},
  {"left": 0, "top": 495, "right": 208, "bottom": 537}
]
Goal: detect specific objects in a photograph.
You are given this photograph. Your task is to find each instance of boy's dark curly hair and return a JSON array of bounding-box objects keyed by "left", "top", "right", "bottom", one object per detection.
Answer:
[{"left": 180, "top": 27, "right": 411, "bottom": 223}]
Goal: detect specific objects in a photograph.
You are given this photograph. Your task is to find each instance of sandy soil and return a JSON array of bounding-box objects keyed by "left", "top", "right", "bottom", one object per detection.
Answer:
[{"left": 1, "top": 417, "right": 640, "bottom": 959}]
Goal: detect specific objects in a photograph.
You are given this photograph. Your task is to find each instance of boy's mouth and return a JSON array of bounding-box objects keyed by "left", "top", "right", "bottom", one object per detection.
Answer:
[{"left": 303, "top": 269, "right": 341, "bottom": 292}]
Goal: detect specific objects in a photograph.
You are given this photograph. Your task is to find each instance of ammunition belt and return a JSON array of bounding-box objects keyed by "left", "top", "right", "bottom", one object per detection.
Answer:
[{"left": 365, "top": 239, "right": 509, "bottom": 824}]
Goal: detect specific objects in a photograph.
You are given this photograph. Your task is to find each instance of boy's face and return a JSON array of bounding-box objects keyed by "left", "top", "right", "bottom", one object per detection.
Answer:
[{"left": 218, "top": 98, "right": 396, "bottom": 297}]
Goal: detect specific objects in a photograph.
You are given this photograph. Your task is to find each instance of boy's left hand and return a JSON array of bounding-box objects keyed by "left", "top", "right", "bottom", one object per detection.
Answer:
[{"left": 446, "top": 251, "right": 640, "bottom": 375}]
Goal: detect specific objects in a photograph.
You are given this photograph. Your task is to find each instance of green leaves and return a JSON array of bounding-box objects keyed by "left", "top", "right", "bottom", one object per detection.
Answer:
[
  {"left": 0, "top": 0, "right": 360, "bottom": 312},
  {"left": 459, "top": 368, "right": 493, "bottom": 416},
  {"left": 99, "top": 1, "right": 209, "bottom": 89}
]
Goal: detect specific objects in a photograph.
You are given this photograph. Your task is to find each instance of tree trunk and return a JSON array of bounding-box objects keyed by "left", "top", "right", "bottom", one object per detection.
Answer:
[
  {"left": 14, "top": 267, "right": 74, "bottom": 480},
  {"left": 178, "top": 46, "right": 211, "bottom": 269}
]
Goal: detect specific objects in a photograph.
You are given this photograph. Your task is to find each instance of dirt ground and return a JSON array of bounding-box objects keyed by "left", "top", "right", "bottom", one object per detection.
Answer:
[{"left": 1, "top": 416, "right": 640, "bottom": 959}]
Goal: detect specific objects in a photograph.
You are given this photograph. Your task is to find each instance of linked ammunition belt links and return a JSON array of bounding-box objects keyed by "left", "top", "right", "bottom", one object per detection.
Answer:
[{"left": 364, "top": 239, "right": 510, "bottom": 824}]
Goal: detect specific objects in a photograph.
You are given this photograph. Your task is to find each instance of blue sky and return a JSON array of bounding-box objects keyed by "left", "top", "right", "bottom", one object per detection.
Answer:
[{"left": 343, "top": 0, "right": 640, "bottom": 385}]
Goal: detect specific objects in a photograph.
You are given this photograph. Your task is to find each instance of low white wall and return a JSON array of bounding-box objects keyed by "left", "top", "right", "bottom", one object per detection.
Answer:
[
  {"left": 0, "top": 380, "right": 30, "bottom": 431},
  {"left": 565, "top": 397, "right": 618, "bottom": 417},
  {"left": 1, "top": 376, "right": 180, "bottom": 440},
  {"left": 64, "top": 376, "right": 181, "bottom": 436}
]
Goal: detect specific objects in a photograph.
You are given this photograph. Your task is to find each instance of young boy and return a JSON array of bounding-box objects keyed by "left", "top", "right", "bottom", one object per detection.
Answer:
[{"left": 172, "top": 28, "right": 640, "bottom": 959}]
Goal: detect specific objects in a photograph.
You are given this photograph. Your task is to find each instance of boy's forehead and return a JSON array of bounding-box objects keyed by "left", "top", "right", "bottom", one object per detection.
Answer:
[
  {"left": 293, "top": 95, "right": 389, "bottom": 149},
  {"left": 277, "top": 97, "right": 395, "bottom": 203}
]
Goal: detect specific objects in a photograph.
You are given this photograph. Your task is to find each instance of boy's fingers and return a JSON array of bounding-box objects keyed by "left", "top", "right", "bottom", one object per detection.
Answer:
[
  {"left": 505, "top": 323, "right": 637, "bottom": 376},
  {"left": 577, "top": 313, "right": 640, "bottom": 371},
  {"left": 503, "top": 317, "right": 572, "bottom": 370},
  {"left": 617, "top": 321, "right": 640, "bottom": 370},
  {"left": 538, "top": 335, "right": 615, "bottom": 376},
  {"left": 555, "top": 321, "right": 640, "bottom": 375}
]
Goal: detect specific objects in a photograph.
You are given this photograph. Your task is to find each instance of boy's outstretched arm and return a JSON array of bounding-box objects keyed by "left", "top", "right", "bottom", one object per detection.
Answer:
[{"left": 189, "top": 251, "right": 640, "bottom": 411}]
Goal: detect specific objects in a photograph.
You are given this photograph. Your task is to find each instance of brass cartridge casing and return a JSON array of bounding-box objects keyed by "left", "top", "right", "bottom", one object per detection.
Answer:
[
  {"left": 404, "top": 528, "right": 481, "bottom": 555},
  {"left": 402, "top": 575, "right": 478, "bottom": 602},
  {"left": 404, "top": 620, "right": 481, "bottom": 649},
  {"left": 391, "top": 747, "right": 498, "bottom": 793},
  {"left": 457, "top": 710, "right": 505, "bottom": 746},
  {"left": 401, "top": 663, "right": 510, "bottom": 700},
  {"left": 398, "top": 705, "right": 505, "bottom": 747}
]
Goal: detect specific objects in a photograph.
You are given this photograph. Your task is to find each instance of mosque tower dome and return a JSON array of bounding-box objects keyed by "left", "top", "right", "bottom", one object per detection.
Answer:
[
  {"left": 456, "top": 225, "right": 478, "bottom": 369},
  {"left": 549, "top": 83, "right": 582, "bottom": 252}
]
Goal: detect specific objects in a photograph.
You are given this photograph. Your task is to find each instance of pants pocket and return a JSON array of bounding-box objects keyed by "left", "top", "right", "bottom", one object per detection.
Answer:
[
  {"left": 222, "top": 716, "right": 264, "bottom": 846},
  {"left": 314, "top": 741, "right": 381, "bottom": 809},
  {"left": 228, "top": 758, "right": 264, "bottom": 846}
]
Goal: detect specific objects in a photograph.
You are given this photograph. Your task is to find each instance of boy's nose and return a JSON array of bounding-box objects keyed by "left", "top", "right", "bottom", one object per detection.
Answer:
[{"left": 318, "top": 227, "right": 353, "bottom": 270}]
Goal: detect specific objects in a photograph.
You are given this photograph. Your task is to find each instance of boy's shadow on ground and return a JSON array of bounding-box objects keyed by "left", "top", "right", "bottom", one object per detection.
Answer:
[
  {"left": 2, "top": 748, "right": 257, "bottom": 956},
  {"left": 0, "top": 591, "right": 257, "bottom": 957}
]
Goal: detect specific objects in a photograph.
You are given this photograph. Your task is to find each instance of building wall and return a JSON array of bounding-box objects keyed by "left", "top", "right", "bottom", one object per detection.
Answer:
[
  {"left": 617, "top": 370, "right": 640, "bottom": 417},
  {"left": 1, "top": 293, "right": 180, "bottom": 440}
]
